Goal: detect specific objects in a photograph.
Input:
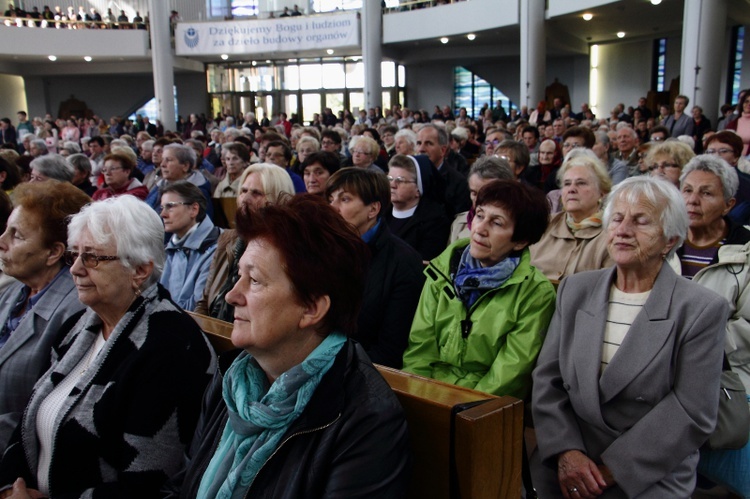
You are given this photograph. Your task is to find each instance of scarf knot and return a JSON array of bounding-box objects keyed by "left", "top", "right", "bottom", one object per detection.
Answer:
[{"left": 453, "top": 245, "right": 520, "bottom": 309}]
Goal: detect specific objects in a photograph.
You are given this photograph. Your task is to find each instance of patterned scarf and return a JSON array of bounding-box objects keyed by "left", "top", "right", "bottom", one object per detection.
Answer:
[
  {"left": 565, "top": 211, "right": 603, "bottom": 233},
  {"left": 196, "top": 333, "right": 346, "bottom": 499},
  {"left": 453, "top": 245, "right": 520, "bottom": 309}
]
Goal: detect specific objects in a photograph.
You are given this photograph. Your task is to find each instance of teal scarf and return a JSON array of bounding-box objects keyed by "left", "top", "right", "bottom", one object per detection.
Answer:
[{"left": 197, "top": 333, "right": 346, "bottom": 499}]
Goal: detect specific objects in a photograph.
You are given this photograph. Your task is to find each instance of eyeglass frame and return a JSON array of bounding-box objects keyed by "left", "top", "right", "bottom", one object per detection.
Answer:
[
  {"left": 64, "top": 250, "right": 120, "bottom": 269},
  {"left": 159, "top": 201, "right": 193, "bottom": 213},
  {"left": 387, "top": 175, "right": 417, "bottom": 186},
  {"left": 647, "top": 162, "right": 681, "bottom": 171}
]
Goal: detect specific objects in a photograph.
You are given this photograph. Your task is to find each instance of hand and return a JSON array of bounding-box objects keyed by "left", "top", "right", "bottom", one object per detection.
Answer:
[
  {"left": 3, "top": 479, "right": 45, "bottom": 499},
  {"left": 557, "top": 450, "right": 609, "bottom": 499}
]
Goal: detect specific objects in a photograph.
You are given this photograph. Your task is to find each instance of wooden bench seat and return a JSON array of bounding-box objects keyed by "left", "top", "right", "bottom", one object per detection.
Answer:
[{"left": 188, "top": 311, "right": 523, "bottom": 499}]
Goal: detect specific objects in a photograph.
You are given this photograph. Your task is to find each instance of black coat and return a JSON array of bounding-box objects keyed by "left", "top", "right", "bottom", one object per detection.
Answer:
[
  {"left": 355, "top": 222, "right": 424, "bottom": 368},
  {"left": 385, "top": 197, "right": 451, "bottom": 262},
  {"left": 163, "top": 340, "right": 411, "bottom": 499}
]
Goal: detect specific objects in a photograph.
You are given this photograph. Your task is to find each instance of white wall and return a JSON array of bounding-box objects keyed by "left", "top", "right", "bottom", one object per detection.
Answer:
[
  {"left": 23, "top": 72, "right": 207, "bottom": 123},
  {"left": 594, "top": 40, "right": 653, "bottom": 117},
  {"left": 0, "top": 74, "right": 27, "bottom": 119}
]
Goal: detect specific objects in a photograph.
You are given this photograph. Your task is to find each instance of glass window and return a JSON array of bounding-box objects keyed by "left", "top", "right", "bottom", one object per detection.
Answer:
[
  {"left": 326, "top": 93, "right": 345, "bottom": 114},
  {"left": 346, "top": 62, "right": 364, "bottom": 88},
  {"left": 453, "top": 66, "right": 515, "bottom": 120},
  {"left": 302, "top": 93, "right": 321, "bottom": 123},
  {"left": 731, "top": 26, "right": 745, "bottom": 104},
  {"left": 655, "top": 38, "right": 667, "bottom": 92},
  {"left": 311, "top": 0, "right": 362, "bottom": 12},
  {"left": 349, "top": 92, "right": 364, "bottom": 115},
  {"left": 231, "top": 0, "right": 259, "bottom": 17},
  {"left": 398, "top": 65, "right": 405, "bottom": 88},
  {"left": 257, "top": 66, "right": 276, "bottom": 92},
  {"left": 284, "top": 94, "right": 298, "bottom": 116},
  {"left": 322, "top": 63, "right": 346, "bottom": 89},
  {"left": 382, "top": 91, "right": 391, "bottom": 112},
  {"left": 283, "top": 65, "right": 300, "bottom": 91},
  {"left": 381, "top": 61, "right": 395, "bottom": 87},
  {"left": 300, "top": 64, "right": 323, "bottom": 90}
]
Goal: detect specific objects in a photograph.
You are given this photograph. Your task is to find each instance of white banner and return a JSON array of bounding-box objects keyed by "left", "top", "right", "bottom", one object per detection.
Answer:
[{"left": 175, "top": 13, "right": 359, "bottom": 56}]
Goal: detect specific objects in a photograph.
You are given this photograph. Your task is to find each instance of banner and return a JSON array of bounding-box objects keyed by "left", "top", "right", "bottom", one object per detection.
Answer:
[{"left": 175, "top": 12, "right": 359, "bottom": 56}]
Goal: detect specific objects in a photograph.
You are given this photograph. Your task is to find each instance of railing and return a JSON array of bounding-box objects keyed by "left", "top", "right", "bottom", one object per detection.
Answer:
[
  {"left": 383, "top": 0, "right": 469, "bottom": 14},
  {"left": 0, "top": 16, "right": 148, "bottom": 31}
]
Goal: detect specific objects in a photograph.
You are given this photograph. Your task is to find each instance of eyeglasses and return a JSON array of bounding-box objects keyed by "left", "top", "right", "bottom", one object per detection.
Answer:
[
  {"left": 101, "top": 165, "right": 124, "bottom": 174},
  {"left": 64, "top": 250, "right": 120, "bottom": 269},
  {"left": 484, "top": 139, "right": 501, "bottom": 147},
  {"left": 159, "top": 201, "right": 192, "bottom": 213},
  {"left": 562, "top": 142, "right": 583, "bottom": 150},
  {"left": 387, "top": 175, "right": 417, "bottom": 186},
  {"left": 705, "top": 148, "right": 734, "bottom": 156},
  {"left": 351, "top": 150, "right": 371, "bottom": 156},
  {"left": 321, "top": 140, "right": 337, "bottom": 146},
  {"left": 648, "top": 162, "right": 681, "bottom": 171},
  {"left": 651, "top": 136, "right": 665, "bottom": 142}
]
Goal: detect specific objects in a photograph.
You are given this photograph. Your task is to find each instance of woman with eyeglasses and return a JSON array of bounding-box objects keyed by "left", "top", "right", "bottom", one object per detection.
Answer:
[
  {"left": 646, "top": 140, "right": 695, "bottom": 187},
  {"left": 0, "top": 182, "right": 89, "bottom": 458},
  {"left": 704, "top": 131, "right": 750, "bottom": 227},
  {"left": 346, "top": 135, "right": 384, "bottom": 174},
  {"left": 0, "top": 195, "right": 215, "bottom": 498},
  {"left": 91, "top": 152, "right": 149, "bottom": 201}
]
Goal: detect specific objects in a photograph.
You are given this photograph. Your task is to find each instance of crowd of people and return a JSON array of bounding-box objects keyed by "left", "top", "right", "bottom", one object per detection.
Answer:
[
  {"left": 0, "top": 87, "right": 748, "bottom": 497},
  {"left": 2, "top": 3, "right": 148, "bottom": 29}
]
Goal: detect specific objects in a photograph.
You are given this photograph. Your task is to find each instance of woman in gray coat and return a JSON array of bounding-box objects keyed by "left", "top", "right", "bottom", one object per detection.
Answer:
[{"left": 532, "top": 177, "right": 729, "bottom": 498}]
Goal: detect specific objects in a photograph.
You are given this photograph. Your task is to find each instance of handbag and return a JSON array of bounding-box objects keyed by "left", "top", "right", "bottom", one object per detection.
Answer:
[{"left": 704, "top": 355, "right": 750, "bottom": 450}]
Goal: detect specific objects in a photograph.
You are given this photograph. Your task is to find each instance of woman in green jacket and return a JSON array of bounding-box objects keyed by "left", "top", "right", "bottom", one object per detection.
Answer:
[{"left": 402, "top": 179, "right": 555, "bottom": 399}]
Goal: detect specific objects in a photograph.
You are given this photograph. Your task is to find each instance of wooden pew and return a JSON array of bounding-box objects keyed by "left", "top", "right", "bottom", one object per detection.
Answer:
[{"left": 187, "top": 311, "right": 523, "bottom": 499}]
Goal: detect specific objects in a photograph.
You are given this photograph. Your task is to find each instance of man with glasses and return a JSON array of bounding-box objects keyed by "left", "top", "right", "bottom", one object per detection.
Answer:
[{"left": 649, "top": 125, "right": 669, "bottom": 144}]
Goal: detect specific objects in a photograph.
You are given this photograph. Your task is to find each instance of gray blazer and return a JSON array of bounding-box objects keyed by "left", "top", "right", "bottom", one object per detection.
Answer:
[
  {"left": 531, "top": 264, "right": 728, "bottom": 498},
  {"left": 0, "top": 270, "right": 84, "bottom": 455}
]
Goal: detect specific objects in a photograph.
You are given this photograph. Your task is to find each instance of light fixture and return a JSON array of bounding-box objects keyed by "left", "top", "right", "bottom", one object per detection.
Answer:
[
  {"left": 582, "top": 13, "right": 593, "bottom": 21},
  {"left": 251, "top": 60, "right": 257, "bottom": 66},
  {"left": 467, "top": 33, "right": 476, "bottom": 41},
  {"left": 440, "top": 37, "right": 449, "bottom": 44},
  {"left": 48, "top": 55, "right": 57, "bottom": 61},
  {"left": 265, "top": 59, "right": 271, "bottom": 63},
  {"left": 650, "top": 0, "right": 662, "bottom": 5},
  {"left": 220, "top": 54, "right": 229, "bottom": 60},
  {"left": 617, "top": 31, "right": 625, "bottom": 38},
  {"left": 326, "top": 49, "right": 334, "bottom": 55},
  {"left": 83, "top": 56, "right": 92, "bottom": 62}
]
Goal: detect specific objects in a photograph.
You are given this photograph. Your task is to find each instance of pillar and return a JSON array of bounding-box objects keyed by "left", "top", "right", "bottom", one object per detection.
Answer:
[
  {"left": 149, "top": 0, "right": 176, "bottom": 131},
  {"left": 362, "top": 0, "right": 382, "bottom": 112},
  {"left": 520, "top": 0, "right": 546, "bottom": 111},
  {"left": 680, "top": 0, "right": 726, "bottom": 113}
]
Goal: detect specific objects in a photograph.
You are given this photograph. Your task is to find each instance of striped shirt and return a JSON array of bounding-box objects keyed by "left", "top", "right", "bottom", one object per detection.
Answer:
[
  {"left": 601, "top": 285, "right": 650, "bottom": 374},
  {"left": 680, "top": 238, "right": 724, "bottom": 279}
]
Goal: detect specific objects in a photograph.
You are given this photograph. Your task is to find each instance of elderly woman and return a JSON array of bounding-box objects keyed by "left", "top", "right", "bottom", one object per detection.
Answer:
[
  {"left": 213, "top": 142, "right": 249, "bottom": 199},
  {"left": 646, "top": 140, "right": 695, "bottom": 187},
  {"left": 530, "top": 155, "right": 615, "bottom": 281},
  {"left": 28, "top": 155, "right": 74, "bottom": 183},
  {"left": 402, "top": 180, "right": 555, "bottom": 398},
  {"left": 0, "top": 182, "right": 89, "bottom": 456},
  {"left": 394, "top": 128, "right": 417, "bottom": 156},
  {"left": 348, "top": 135, "right": 384, "bottom": 173},
  {"left": 145, "top": 143, "right": 212, "bottom": 215},
  {"left": 195, "top": 163, "right": 294, "bottom": 321},
  {"left": 0, "top": 195, "right": 215, "bottom": 497},
  {"left": 91, "top": 152, "right": 148, "bottom": 201},
  {"left": 326, "top": 168, "right": 424, "bottom": 368},
  {"left": 532, "top": 177, "right": 729, "bottom": 498},
  {"left": 704, "top": 130, "right": 750, "bottom": 225},
  {"left": 164, "top": 195, "right": 410, "bottom": 498},
  {"left": 291, "top": 135, "right": 319, "bottom": 174},
  {"left": 678, "top": 155, "right": 750, "bottom": 496},
  {"left": 449, "top": 155, "right": 515, "bottom": 243},
  {"left": 302, "top": 151, "right": 340, "bottom": 196}
]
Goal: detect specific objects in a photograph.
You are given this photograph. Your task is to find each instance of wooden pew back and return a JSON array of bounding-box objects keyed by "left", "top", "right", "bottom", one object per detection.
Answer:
[{"left": 187, "top": 312, "right": 523, "bottom": 499}]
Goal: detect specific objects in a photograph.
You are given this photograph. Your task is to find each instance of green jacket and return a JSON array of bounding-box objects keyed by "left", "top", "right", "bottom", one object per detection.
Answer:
[{"left": 402, "top": 239, "right": 555, "bottom": 400}]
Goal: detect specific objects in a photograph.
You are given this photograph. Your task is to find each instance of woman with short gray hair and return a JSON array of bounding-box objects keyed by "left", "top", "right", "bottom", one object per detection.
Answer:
[
  {"left": 680, "top": 155, "right": 750, "bottom": 499},
  {"left": 0, "top": 195, "right": 215, "bottom": 497},
  {"left": 532, "top": 176, "right": 727, "bottom": 498},
  {"left": 29, "top": 154, "right": 74, "bottom": 183}
]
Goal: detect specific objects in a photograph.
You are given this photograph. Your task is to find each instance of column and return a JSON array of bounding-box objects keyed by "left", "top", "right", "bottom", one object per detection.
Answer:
[
  {"left": 519, "top": 0, "right": 546, "bottom": 111},
  {"left": 362, "top": 0, "right": 382, "bottom": 112},
  {"left": 680, "top": 0, "right": 726, "bottom": 113},
  {"left": 149, "top": 0, "right": 176, "bottom": 131}
]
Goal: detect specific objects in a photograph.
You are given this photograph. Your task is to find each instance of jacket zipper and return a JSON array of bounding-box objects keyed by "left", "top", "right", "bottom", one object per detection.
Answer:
[{"left": 243, "top": 413, "right": 342, "bottom": 499}]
